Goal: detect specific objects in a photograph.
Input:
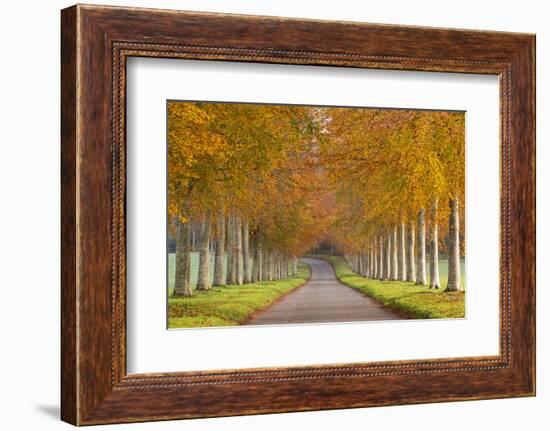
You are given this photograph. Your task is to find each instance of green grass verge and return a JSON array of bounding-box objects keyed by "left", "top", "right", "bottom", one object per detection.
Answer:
[
  {"left": 324, "top": 256, "right": 465, "bottom": 319},
  {"left": 168, "top": 262, "right": 311, "bottom": 329}
]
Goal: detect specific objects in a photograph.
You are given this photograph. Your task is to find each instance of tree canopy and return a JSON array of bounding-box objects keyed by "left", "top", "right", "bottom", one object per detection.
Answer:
[{"left": 168, "top": 101, "right": 465, "bottom": 294}]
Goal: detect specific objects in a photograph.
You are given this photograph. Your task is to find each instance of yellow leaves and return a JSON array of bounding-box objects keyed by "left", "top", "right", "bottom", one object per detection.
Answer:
[
  {"left": 321, "top": 108, "right": 465, "bottom": 244},
  {"left": 167, "top": 101, "right": 465, "bottom": 255}
]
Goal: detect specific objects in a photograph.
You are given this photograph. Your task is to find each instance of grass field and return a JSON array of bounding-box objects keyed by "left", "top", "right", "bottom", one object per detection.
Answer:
[
  {"left": 168, "top": 262, "right": 311, "bottom": 329},
  {"left": 325, "top": 256, "right": 466, "bottom": 319}
]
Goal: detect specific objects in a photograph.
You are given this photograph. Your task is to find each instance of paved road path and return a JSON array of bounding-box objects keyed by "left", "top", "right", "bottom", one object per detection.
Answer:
[{"left": 247, "top": 257, "right": 398, "bottom": 325}]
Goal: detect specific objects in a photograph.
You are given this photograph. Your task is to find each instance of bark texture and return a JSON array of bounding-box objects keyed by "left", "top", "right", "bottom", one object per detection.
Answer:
[
  {"left": 268, "top": 251, "right": 274, "bottom": 281},
  {"left": 262, "top": 248, "right": 269, "bottom": 282},
  {"left": 242, "top": 218, "right": 250, "bottom": 284},
  {"left": 362, "top": 251, "right": 369, "bottom": 277},
  {"left": 213, "top": 209, "right": 225, "bottom": 286},
  {"left": 385, "top": 232, "right": 392, "bottom": 280},
  {"left": 226, "top": 215, "right": 237, "bottom": 285},
  {"left": 235, "top": 216, "right": 243, "bottom": 285},
  {"left": 399, "top": 222, "right": 406, "bottom": 281},
  {"left": 371, "top": 242, "right": 379, "bottom": 278},
  {"left": 391, "top": 226, "right": 398, "bottom": 280},
  {"left": 379, "top": 235, "right": 385, "bottom": 280},
  {"left": 446, "top": 198, "right": 463, "bottom": 291},
  {"left": 416, "top": 208, "right": 427, "bottom": 285},
  {"left": 196, "top": 218, "right": 212, "bottom": 291},
  {"left": 173, "top": 219, "right": 192, "bottom": 296},
  {"left": 251, "top": 234, "right": 262, "bottom": 283},
  {"left": 429, "top": 199, "right": 441, "bottom": 289},
  {"left": 406, "top": 221, "right": 416, "bottom": 282}
]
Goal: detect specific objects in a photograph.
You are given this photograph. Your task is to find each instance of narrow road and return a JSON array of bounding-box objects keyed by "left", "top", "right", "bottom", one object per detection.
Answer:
[{"left": 247, "top": 257, "right": 398, "bottom": 325}]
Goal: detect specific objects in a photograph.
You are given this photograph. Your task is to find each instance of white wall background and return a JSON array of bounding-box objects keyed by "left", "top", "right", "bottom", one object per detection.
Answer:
[{"left": 0, "top": 0, "right": 546, "bottom": 429}]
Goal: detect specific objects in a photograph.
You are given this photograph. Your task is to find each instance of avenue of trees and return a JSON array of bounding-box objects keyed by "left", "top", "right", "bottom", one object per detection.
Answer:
[
  {"left": 168, "top": 102, "right": 465, "bottom": 297},
  {"left": 168, "top": 102, "right": 329, "bottom": 296},
  {"left": 319, "top": 109, "right": 465, "bottom": 291}
]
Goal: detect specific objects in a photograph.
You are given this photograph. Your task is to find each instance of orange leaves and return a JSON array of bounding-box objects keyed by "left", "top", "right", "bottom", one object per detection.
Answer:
[
  {"left": 167, "top": 101, "right": 465, "bottom": 256},
  {"left": 320, "top": 108, "right": 465, "bottom": 251}
]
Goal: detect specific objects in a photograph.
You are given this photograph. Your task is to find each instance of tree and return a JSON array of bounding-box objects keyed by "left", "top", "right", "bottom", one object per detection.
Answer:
[
  {"left": 173, "top": 219, "right": 192, "bottom": 296},
  {"left": 168, "top": 102, "right": 465, "bottom": 293},
  {"left": 416, "top": 208, "right": 427, "bottom": 285},
  {"left": 196, "top": 217, "right": 212, "bottom": 291},
  {"left": 429, "top": 199, "right": 441, "bottom": 289},
  {"left": 446, "top": 198, "right": 463, "bottom": 291},
  {"left": 213, "top": 208, "right": 226, "bottom": 286},
  {"left": 398, "top": 222, "right": 407, "bottom": 281},
  {"left": 319, "top": 108, "right": 464, "bottom": 291},
  {"left": 406, "top": 221, "right": 416, "bottom": 282}
]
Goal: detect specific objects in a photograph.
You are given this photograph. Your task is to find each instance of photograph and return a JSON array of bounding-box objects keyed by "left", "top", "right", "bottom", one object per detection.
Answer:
[
  {"left": 50, "top": 2, "right": 536, "bottom": 426},
  {"left": 167, "top": 101, "right": 466, "bottom": 329}
]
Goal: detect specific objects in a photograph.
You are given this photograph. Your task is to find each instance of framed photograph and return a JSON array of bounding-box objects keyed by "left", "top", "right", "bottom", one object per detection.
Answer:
[{"left": 61, "top": 4, "right": 535, "bottom": 425}]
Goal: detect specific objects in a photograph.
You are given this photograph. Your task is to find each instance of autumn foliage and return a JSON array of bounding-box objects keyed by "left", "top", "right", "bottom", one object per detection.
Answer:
[{"left": 168, "top": 102, "right": 465, "bottom": 296}]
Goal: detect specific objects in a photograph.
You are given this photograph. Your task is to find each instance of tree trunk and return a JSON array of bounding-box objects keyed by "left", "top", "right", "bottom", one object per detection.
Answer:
[
  {"left": 262, "top": 248, "right": 269, "bottom": 282},
  {"left": 242, "top": 218, "right": 250, "bottom": 284},
  {"left": 213, "top": 209, "right": 225, "bottom": 286},
  {"left": 226, "top": 215, "right": 237, "bottom": 285},
  {"left": 286, "top": 257, "right": 291, "bottom": 278},
  {"left": 362, "top": 250, "right": 369, "bottom": 277},
  {"left": 190, "top": 223, "right": 196, "bottom": 251},
  {"left": 191, "top": 222, "right": 198, "bottom": 250},
  {"left": 251, "top": 234, "right": 262, "bottom": 283},
  {"left": 378, "top": 235, "right": 385, "bottom": 280},
  {"left": 273, "top": 253, "right": 278, "bottom": 280},
  {"left": 406, "top": 221, "right": 416, "bottom": 282},
  {"left": 391, "top": 226, "right": 398, "bottom": 280},
  {"left": 268, "top": 252, "right": 274, "bottom": 281},
  {"left": 235, "top": 216, "right": 243, "bottom": 284},
  {"left": 249, "top": 228, "right": 255, "bottom": 281},
  {"left": 429, "top": 199, "right": 441, "bottom": 289},
  {"left": 292, "top": 256, "right": 298, "bottom": 275},
  {"left": 446, "top": 198, "right": 463, "bottom": 291},
  {"left": 385, "top": 231, "right": 392, "bottom": 280},
  {"left": 399, "top": 222, "right": 406, "bottom": 281},
  {"left": 274, "top": 252, "right": 279, "bottom": 280},
  {"left": 369, "top": 249, "right": 372, "bottom": 277},
  {"left": 416, "top": 208, "right": 427, "bottom": 285},
  {"left": 196, "top": 218, "right": 212, "bottom": 291},
  {"left": 173, "top": 219, "right": 193, "bottom": 296},
  {"left": 374, "top": 239, "right": 379, "bottom": 279},
  {"left": 376, "top": 240, "right": 378, "bottom": 279},
  {"left": 368, "top": 247, "right": 372, "bottom": 278}
]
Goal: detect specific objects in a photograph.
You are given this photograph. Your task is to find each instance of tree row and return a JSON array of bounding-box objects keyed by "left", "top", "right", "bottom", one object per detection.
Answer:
[
  {"left": 168, "top": 102, "right": 326, "bottom": 296},
  {"left": 320, "top": 108, "right": 465, "bottom": 291},
  {"left": 168, "top": 103, "right": 466, "bottom": 295}
]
